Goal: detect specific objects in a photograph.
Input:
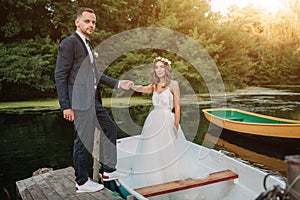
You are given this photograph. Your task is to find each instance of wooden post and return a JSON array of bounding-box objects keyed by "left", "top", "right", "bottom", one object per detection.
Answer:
[
  {"left": 92, "top": 128, "right": 101, "bottom": 182},
  {"left": 285, "top": 155, "right": 300, "bottom": 200}
]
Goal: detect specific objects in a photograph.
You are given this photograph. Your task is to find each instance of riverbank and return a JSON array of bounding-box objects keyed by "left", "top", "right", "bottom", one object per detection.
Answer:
[
  {"left": 0, "top": 97, "right": 152, "bottom": 114},
  {"left": 1, "top": 86, "right": 299, "bottom": 114}
]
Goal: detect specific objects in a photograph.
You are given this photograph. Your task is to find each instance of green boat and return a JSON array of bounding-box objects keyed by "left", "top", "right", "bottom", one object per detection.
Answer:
[{"left": 202, "top": 108, "right": 300, "bottom": 138}]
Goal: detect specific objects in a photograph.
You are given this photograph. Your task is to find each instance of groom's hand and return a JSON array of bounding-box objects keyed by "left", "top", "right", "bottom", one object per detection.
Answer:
[
  {"left": 63, "top": 108, "right": 74, "bottom": 122},
  {"left": 119, "top": 80, "right": 134, "bottom": 90}
]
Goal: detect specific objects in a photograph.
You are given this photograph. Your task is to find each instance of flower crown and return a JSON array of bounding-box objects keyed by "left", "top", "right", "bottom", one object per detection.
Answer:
[{"left": 153, "top": 56, "right": 172, "bottom": 66}]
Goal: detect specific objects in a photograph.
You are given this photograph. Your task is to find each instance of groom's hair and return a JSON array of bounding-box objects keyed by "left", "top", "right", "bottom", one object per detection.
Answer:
[{"left": 77, "top": 7, "right": 95, "bottom": 18}]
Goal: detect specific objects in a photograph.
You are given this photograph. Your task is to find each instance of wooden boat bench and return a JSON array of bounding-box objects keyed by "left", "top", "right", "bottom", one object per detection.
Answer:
[{"left": 134, "top": 170, "right": 238, "bottom": 198}]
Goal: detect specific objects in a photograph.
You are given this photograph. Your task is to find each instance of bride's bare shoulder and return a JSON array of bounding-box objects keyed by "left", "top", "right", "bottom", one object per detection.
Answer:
[
  {"left": 169, "top": 80, "right": 180, "bottom": 95},
  {"left": 169, "top": 80, "right": 179, "bottom": 88}
]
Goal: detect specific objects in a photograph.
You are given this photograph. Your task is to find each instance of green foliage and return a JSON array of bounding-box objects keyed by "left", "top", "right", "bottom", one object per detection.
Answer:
[
  {"left": 1, "top": 0, "right": 300, "bottom": 100},
  {"left": 49, "top": 0, "right": 79, "bottom": 40},
  {"left": 0, "top": 36, "right": 58, "bottom": 93},
  {"left": 1, "top": 0, "right": 53, "bottom": 40},
  {"left": 252, "top": 46, "right": 300, "bottom": 85}
]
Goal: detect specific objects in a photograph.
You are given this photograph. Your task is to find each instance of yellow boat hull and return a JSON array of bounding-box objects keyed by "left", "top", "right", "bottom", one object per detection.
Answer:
[{"left": 202, "top": 108, "right": 300, "bottom": 139}]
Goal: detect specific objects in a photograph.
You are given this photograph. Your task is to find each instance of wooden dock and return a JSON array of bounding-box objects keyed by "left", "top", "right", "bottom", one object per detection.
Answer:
[{"left": 16, "top": 166, "right": 123, "bottom": 200}]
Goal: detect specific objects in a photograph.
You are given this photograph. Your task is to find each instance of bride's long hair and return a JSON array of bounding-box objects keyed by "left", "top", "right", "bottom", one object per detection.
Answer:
[{"left": 151, "top": 56, "right": 172, "bottom": 86}]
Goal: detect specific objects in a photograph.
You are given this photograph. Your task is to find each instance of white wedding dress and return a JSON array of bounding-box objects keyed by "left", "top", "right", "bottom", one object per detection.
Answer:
[{"left": 127, "top": 88, "right": 208, "bottom": 192}]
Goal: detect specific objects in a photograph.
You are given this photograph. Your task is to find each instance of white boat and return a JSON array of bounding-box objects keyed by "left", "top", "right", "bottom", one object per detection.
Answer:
[{"left": 114, "top": 136, "right": 285, "bottom": 200}]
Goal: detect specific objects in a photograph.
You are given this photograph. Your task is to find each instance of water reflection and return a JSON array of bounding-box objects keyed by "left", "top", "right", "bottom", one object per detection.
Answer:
[
  {"left": 203, "top": 134, "right": 287, "bottom": 176},
  {"left": 0, "top": 113, "right": 74, "bottom": 199}
]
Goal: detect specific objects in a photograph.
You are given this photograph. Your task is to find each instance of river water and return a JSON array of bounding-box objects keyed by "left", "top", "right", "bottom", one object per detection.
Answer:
[{"left": 0, "top": 86, "right": 299, "bottom": 199}]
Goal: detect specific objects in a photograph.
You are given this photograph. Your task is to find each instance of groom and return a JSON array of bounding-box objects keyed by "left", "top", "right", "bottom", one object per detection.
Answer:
[{"left": 55, "top": 7, "right": 132, "bottom": 193}]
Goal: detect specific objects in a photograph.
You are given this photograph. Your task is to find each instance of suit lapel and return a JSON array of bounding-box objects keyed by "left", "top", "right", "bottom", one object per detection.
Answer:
[
  {"left": 73, "top": 32, "right": 100, "bottom": 85},
  {"left": 74, "top": 32, "right": 89, "bottom": 56}
]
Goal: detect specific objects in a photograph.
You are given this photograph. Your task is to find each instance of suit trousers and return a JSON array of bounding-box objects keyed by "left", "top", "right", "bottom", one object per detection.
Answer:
[
  {"left": 73, "top": 99, "right": 117, "bottom": 185},
  {"left": 95, "top": 99, "right": 117, "bottom": 172}
]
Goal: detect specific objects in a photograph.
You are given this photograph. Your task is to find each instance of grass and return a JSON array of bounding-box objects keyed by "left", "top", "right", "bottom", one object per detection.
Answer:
[
  {"left": 0, "top": 99, "right": 60, "bottom": 114},
  {"left": 0, "top": 97, "right": 152, "bottom": 114}
]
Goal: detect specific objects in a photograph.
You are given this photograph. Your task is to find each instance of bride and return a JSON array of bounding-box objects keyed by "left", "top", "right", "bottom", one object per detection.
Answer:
[{"left": 129, "top": 56, "right": 208, "bottom": 190}]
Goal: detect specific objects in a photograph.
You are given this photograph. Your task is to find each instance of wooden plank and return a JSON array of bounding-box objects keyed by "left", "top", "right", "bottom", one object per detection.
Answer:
[
  {"left": 31, "top": 174, "right": 62, "bottom": 200},
  {"left": 134, "top": 170, "right": 238, "bottom": 197},
  {"left": 54, "top": 166, "right": 121, "bottom": 200},
  {"left": 16, "top": 180, "right": 34, "bottom": 200},
  {"left": 50, "top": 167, "right": 94, "bottom": 199},
  {"left": 40, "top": 171, "right": 77, "bottom": 200},
  {"left": 16, "top": 167, "right": 122, "bottom": 200},
  {"left": 21, "top": 176, "right": 49, "bottom": 200},
  {"left": 57, "top": 170, "right": 98, "bottom": 200}
]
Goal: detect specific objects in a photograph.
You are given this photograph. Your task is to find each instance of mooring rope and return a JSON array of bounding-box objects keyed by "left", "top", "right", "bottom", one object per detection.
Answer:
[
  {"left": 285, "top": 173, "right": 300, "bottom": 196},
  {"left": 256, "top": 173, "right": 300, "bottom": 200}
]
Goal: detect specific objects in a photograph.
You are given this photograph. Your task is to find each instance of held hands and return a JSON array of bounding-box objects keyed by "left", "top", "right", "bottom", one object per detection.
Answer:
[
  {"left": 119, "top": 80, "right": 134, "bottom": 90},
  {"left": 130, "top": 84, "right": 140, "bottom": 91}
]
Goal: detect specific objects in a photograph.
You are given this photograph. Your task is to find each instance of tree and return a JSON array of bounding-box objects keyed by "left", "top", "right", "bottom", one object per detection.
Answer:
[
  {"left": 1, "top": 0, "right": 54, "bottom": 41},
  {"left": 1, "top": 0, "right": 300, "bottom": 100},
  {"left": 0, "top": 37, "right": 58, "bottom": 100}
]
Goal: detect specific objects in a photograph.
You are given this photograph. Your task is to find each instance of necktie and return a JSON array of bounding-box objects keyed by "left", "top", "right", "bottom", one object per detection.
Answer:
[{"left": 85, "top": 38, "right": 94, "bottom": 63}]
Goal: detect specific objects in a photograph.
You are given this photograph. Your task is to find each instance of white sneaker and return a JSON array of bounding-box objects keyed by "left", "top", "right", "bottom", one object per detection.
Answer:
[
  {"left": 103, "top": 170, "right": 128, "bottom": 181},
  {"left": 76, "top": 178, "right": 104, "bottom": 193}
]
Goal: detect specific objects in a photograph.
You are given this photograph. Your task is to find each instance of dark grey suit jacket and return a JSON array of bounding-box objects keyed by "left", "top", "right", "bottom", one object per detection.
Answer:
[{"left": 55, "top": 32, "right": 118, "bottom": 111}]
